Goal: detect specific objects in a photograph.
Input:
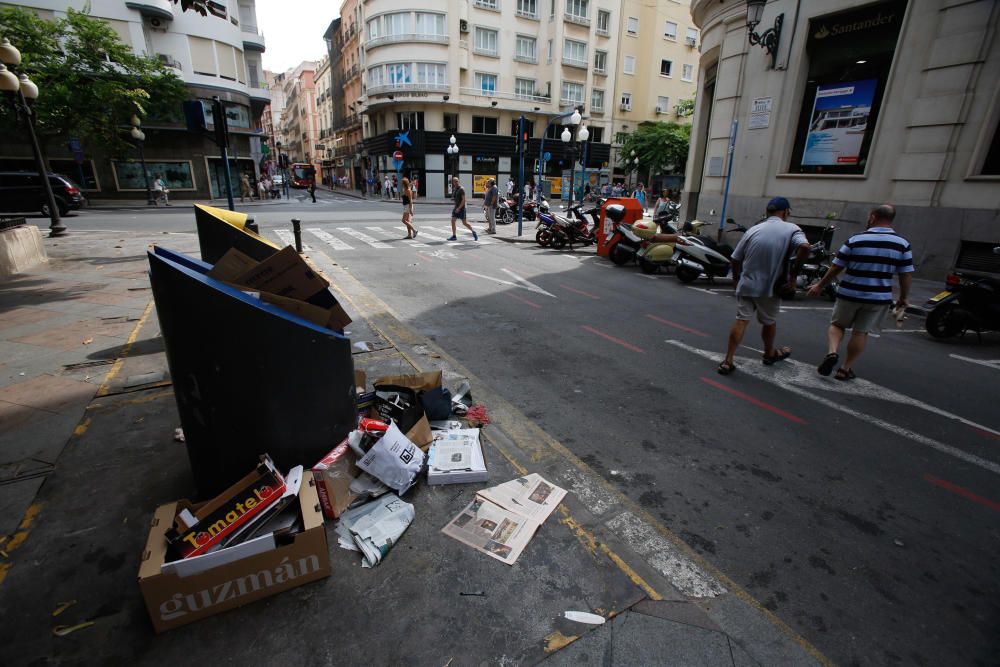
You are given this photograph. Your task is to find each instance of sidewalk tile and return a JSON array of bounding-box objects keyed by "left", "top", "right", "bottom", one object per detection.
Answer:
[{"left": 0, "top": 374, "right": 97, "bottom": 415}]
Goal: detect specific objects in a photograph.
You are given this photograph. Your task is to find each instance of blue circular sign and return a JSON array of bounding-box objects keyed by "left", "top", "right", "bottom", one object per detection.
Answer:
[{"left": 543, "top": 152, "right": 552, "bottom": 161}]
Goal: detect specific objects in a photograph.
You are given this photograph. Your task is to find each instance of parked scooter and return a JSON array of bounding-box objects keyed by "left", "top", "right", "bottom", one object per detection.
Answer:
[
  {"left": 556, "top": 201, "right": 600, "bottom": 247},
  {"left": 925, "top": 250, "right": 1000, "bottom": 339},
  {"left": 632, "top": 213, "right": 682, "bottom": 274},
  {"left": 602, "top": 204, "right": 643, "bottom": 265},
  {"left": 668, "top": 221, "right": 739, "bottom": 282},
  {"left": 534, "top": 203, "right": 561, "bottom": 247},
  {"left": 796, "top": 223, "right": 838, "bottom": 300},
  {"left": 496, "top": 197, "right": 516, "bottom": 225}
]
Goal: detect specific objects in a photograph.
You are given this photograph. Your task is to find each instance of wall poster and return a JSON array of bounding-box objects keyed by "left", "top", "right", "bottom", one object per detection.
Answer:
[{"left": 801, "top": 79, "right": 877, "bottom": 167}]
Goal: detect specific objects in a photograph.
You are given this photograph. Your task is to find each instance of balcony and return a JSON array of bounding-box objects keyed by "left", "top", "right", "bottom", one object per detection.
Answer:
[
  {"left": 515, "top": 9, "right": 538, "bottom": 20},
  {"left": 472, "top": 45, "right": 499, "bottom": 58},
  {"left": 564, "top": 12, "right": 590, "bottom": 27},
  {"left": 593, "top": 66, "right": 607, "bottom": 76},
  {"left": 560, "top": 97, "right": 585, "bottom": 107},
  {"left": 344, "top": 63, "right": 361, "bottom": 81},
  {"left": 460, "top": 87, "right": 552, "bottom": 106},
  {"left": 367, "top": 82, "right": 450, "bottom": 96},
  {"left": 365, "top": 33, "right": 449, "bottom": 51},
  {"left": 561, "top": 55, "right": 588, "bottom": 69},
  {"left": 248, "top": 84, "right": 270, "bottom": 102},
  {"left": 241, "top": 25, "right": 265, "bottom": 52},
  {"left": 125, "top": 0, "right": 173, "bottom": 21},
  {"left": 513, "top": 53, "right": 537, "bottom": 64}
]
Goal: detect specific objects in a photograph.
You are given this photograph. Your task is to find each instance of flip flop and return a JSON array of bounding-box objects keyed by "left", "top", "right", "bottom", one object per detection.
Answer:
[
  {"left": 817, "top": 353, "right": 839, "bottom": 376},
  {"left": 762, "top": 347, "right": 792, "bottom": 365},
  {"left": 835, "top": 368, "right": 856, "bottom": 381},
  {"left": 717, "top": 361, "right": 736, "bottom": 376}
]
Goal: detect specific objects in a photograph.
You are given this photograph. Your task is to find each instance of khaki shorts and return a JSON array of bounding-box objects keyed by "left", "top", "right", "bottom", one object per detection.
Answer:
[
  {"left": 832, "top": 300, "right": 889, "bottom": 334},
  {"left": 736, "top": 296, "right": 781, "bottom": 325}
]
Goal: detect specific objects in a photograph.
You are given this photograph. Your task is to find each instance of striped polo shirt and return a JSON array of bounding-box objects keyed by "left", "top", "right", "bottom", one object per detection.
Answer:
[{"left": 833, "top": 227, "right": 914, "bottom": 303}]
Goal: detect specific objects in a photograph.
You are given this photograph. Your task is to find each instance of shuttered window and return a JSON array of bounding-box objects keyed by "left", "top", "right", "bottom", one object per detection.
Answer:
[
  {"left": 216, "top": 41, "right": 237, "bottom": 80},
  {"left": 235, "top": 48, "right": 245, "bottom": 83},
  {"left": 189, "top": 36, "right": 216, "bottom": 75}
]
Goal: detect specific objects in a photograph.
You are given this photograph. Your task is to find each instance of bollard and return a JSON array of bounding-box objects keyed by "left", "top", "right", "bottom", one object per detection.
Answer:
[
  {"left": 291, "top": 218, "right": 302, "bottom": 253},
  {"left": 245, "top": 217, "right": 259, "bottom": 234}
]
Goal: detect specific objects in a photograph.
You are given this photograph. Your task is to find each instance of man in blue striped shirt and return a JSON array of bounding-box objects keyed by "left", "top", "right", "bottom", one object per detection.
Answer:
[{"left": 807, "top": 204, "right": 913, "bottom": 380}]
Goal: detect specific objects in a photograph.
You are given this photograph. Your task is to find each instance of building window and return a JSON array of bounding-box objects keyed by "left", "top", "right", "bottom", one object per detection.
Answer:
[
  {"left": 561, "top": 81, "right": 584, "bottom": 105},
  {"left": 789, "top": 0, "right": 906, "bottom": 175},
  {"left": 664, "top": 21, "right": 677, "bottom": 40},
  {"left": 415, "top": 13, "right": 446, "bottom": 37},
  {"left": 620, "top": 93, "right": 631, "bottom": 111},
  {"left": 384, "top": 12, "right": 411, "bottom": 37},
  {"left": 593, "top": 50, "right": 607, "bottom": 74},
  {"left": 591, "top": 88, "right": 604, "bottom": 111},
  {"left": 189, "top": 36, "right": 216, "bottom": 76},
  {"left": 983, "top": 124, "right": 1000, "bottom": 175},
  {"left": 517, "top": 0, "right": 537, "bottom": 18},
  {"left": 515, "top": 35, "right": 537, "bottom": 62},
  {"left": 472, "top": 116, "right": 499, "bottom": 134},
  {"left": 656, "top": 96, "right": 669, "bottom": 113},
  {"left": 475, "top": 0, "right": 499, "bottom": 9},
  {"left": 475, "top": 72, "right": 498, "bottom": 93},
  {"left": 387, "top": 62, "right": 411, "bottom": 85},
  {"left": 547, "top": 39, "right": 553, "bottom": 63},
  {"left": 550, "top": 0, "right": 555, "bottom": 19},
  {"left": 474, "top": 27, "right": 499, "bottom": 56},
  {"left": 444, "top": 112, "right": 458, "bottom": 132},
  {"left": 563, "top": 39, "right": 587, "bottom": 67},
  {"left": 515, "top": 77, "right": 536, "bottom": 99},
  {"left": 627, "top": 16, "right": 638, "bottom": 35},
  {"left": 367, "top": 18, "right": 379, "bottom": 40},
  {"left": 596, "top": 10, "right": 610, "bottom": 35},
  {"left": 682, "top": 64, "right": 693, "bottom": 81},
  {"left": 660, "top": 59, "right": 672, "bottom": 77},
  {"left": 685, "top": 27, "right": 699, "bottom": 45},
  {"left": 624, "top": 55, "right": 635, "bottom": 75},
  {"left": 396, "top": 112, "right": 424, "bottom": 130},
  {"left": 566, "top": 0, "right": 589, "bottom": 21},
  {"left": 614, "top": 131, "right": 628, "bottom": 145},
  {"left": 588, "top": 126, "right": 604, "bottom": 143},
  {"left": 416, "top": 62, "right": 447, "bottom": 86},
  {"left": 367, "top": 66, "right": 384, "bottom": 87}
]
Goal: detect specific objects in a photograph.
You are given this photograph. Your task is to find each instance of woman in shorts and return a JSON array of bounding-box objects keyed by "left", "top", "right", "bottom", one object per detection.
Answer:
[{"left": 401, "top": 178, "right": 417, "bottom": 239}]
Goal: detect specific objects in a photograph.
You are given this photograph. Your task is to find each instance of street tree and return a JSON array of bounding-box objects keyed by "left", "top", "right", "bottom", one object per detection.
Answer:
[
  {"left": 0, "top": 6, "right": 187, "bottom": 159},
  {"left": 619, "top": 121, "right": 692, "bottom": 184}
]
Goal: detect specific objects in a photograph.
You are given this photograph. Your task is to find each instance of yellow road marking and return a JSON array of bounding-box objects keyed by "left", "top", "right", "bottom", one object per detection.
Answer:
[
  {"left": 97, "top": 301, "right": 154, "bottom": 397},
  {"left": 0, "top": 503, "right": 44, "bottom": 588}
]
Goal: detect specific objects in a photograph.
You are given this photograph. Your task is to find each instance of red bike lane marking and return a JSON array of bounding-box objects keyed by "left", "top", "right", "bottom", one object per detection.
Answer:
[
  {"left": 645, "top": 314, "right": 710, "bottom": 337},
  {"left": 506, "top": 292, "right": 542, "bottom": 309},
  {"left": 700, "top": 377, "right": 807, "bottom": 424},
  {"left": 559, "top": 284, "right": 601, "bottom": 299},
  {"left": 923, "top": 473, "right": 1000, "bottom": 514},
  {"left": 970, "top": 427, "right": 1000, "bottom": 441},
  {"left": 581, "top": 325, "right": 645, "bottom": 353}
]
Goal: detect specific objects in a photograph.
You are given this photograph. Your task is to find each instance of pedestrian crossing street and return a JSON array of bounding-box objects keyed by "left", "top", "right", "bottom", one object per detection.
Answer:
[{"left": 267, "top": 225, "right": 496, "bottom": 252}]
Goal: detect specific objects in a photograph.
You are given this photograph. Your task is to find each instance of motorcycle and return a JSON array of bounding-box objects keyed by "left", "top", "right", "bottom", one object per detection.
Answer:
[
  {"left": 534, "top": 203, "right": 561, "bottom": 247},
  {"left": 668, "top": 220, "right": 739, "bottom": 282},
  {"left": 925, "top": 253, "right": 1000, "bottom": 339},
  {"left": 796, "top": 223, "right": 838, "bottom": 300},
  {"left": 496, "top": 197, "right": 516, "bottom": 225},
  {"left": 557, "top": 201, "right": 600, "bottom": 247},
  {"left": 631, "top": 212, "right": 682, "bottom": 274}
]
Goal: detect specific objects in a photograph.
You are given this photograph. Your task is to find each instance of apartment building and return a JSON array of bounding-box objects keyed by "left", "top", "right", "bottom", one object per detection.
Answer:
[
  {"left": 263, "top": 69, "right": 288, "bottom": 159},
  {"left": 1, "top": 0, "right": 270, "bottom": 200},
  {"left": 325, "top": 5, "right": 365, "bottom": 190},
  {"left": 610, "top": 0, "right": 699, "bottom": 187},
  {"left": 277, "top": 61, "right": 321, "bottom": 178},
  {"left": 315, "top": 55, "right": 334, "bottom": 184}
]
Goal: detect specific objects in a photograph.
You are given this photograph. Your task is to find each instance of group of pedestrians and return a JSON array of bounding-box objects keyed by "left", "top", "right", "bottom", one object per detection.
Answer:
[{"left": 717, "top": 197, "right": 913, "bottom": 382}]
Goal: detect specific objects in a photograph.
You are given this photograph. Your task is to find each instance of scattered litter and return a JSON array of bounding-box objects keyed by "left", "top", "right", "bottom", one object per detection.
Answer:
[
  {"left": 460, "top": 591, "right": 486, "bottom": 597},
  {"left": 114, "top": 245, "right": 123, "bottom": 249},
  {"left": 351, "top": 422, "right": 424, "bottom": 495},
  {"left": 336, "top": 494, "right": 414, "bottom": 567},
  {"left": 52, "top": 600, "right": 77, "bottom": 617},
  {"left": 564, "top": 611, "right": 606, "bottom": 625},
  {"left": 52, "top": 621, "right": 94, "bottom": 636},
  {"left": 81, "top": 338, "right": 93, "bottom": 345},
  {"left": 427, "top": 429, "right": 488, "bottom": 485},
  {"left": 893, "top": 539, "right": 905, "bottom": 548},
  {"left": 442, "top": 473, "right": 567, "bottom": 565},
  {"left": 464, "top": 404, "right": 490, "bottom": 427},
  {"left": 173, "top": 428, "right": 185, "bottom": 443},
  {"left": 353, "top": 341, "right": 371, "bottom": 352}
]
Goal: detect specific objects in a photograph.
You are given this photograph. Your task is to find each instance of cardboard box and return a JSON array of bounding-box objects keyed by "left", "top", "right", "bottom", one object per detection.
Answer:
[
  {"left": 372, "top": 371, "right": 441, "bottom": 451},
  {"left": 234, "top": 245, "right": 329, "bottom": 301},
  {"left": 312, "top": 438, "right": 361, "bottom": 519},
  {"left": 139, "top": 471, "right": 331, "bottom": 633}
]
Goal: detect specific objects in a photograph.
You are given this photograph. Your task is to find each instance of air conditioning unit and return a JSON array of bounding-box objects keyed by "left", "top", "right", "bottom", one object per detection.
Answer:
[
  {"left": 655, "top": 106, "right": 665, "bottom": 114},
  {"left": 685, "top": 37, "right": 697, "bottom": 47},
  {"left": 460, "top": 19, "right": 469, "bottom": 33}
]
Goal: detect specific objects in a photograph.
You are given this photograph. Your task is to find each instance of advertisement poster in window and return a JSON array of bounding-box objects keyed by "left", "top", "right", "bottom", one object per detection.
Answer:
[{"left": 801, "top": 79, "right": 878, "bottom": 166}]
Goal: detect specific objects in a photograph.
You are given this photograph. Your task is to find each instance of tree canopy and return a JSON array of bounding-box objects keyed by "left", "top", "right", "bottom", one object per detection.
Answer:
[
  {"left": 619, "top": 121, "right": 692, "bottom": 178},
  {"left": 0, "top": 6, "right": 187, "bottom": 156}
]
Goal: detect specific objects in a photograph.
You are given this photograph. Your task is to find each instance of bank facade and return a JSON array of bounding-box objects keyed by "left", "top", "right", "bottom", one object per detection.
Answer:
[{"left": 685, "top": 0, "right": 999, "bottom": 277}]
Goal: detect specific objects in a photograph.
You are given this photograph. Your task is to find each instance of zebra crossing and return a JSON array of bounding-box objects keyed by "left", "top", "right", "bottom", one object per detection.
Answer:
[{"left": 273, "top": 225, "right": 495, "bottom": 252}]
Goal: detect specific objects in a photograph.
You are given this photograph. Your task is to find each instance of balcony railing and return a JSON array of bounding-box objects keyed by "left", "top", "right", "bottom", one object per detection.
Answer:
[
  {"left": 344, "top": 63, "right": 360, "bottom": 80},
  {"left": 593, "top": 66, "right": 607, "bottom": 76},
  {"left": 515, "top": 9, "right": 538, "bottom": 19},
  {"left": 472, "top": 45, "right": 499, "bottom": 57},
  {"left": 561, "top": 56, "right": 588, "bottom": 69},
  {"left": 564, "top": 12, "right": 590, "bottom": 26},
  {"left": 513, "top": 53, "right": 537, "bottom": 64},
  {"left": 367, "top": 82, "right": 450, "bottom": 95},
  {"left": 474, "top": 0, "right": 500, "bottom": 10},
  {"left": 365, "top": 33, "right": 449, "bottom": 50},
  {"left": 461, "top": 87, "right": 551, "bottom": 105},
  {"left": 560, "top": 97, "right": 585, "bottom": 107}
]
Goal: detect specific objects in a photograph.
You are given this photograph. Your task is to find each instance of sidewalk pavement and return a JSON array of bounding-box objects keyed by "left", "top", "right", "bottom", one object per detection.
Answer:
[{"left": 0, "top": 220, "right": 837, "bottom": 664}]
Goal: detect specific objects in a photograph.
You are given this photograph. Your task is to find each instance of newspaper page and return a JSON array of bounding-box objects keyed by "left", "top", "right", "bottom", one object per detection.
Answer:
[
  {"left": 442, "top": 496, "right": 541, "bottom": 565},
  {"left": 336, "top": 495, "right": 414, "bottom": 567},
  {"left": 477, "top": 473, "right": 567, "bottom": 523}
]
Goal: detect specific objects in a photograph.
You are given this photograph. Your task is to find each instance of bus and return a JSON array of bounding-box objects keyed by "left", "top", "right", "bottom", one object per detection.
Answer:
[{"left": 289, "top": 163, "right": 316, "bottom": 188}]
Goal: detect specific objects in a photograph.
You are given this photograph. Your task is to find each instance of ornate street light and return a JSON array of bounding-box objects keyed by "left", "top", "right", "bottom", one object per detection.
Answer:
[
  {"left": 560, "top": 107, "right": 587, "bottom": 210},
  {"left": 745, "top": 0, "right": 783, "bottom": 69},
  {"left": 0, "top": 38, "right": 66, "bottom": 236},
  {"left": 129, "top": 114, "right": 155, "bottom": 205}
]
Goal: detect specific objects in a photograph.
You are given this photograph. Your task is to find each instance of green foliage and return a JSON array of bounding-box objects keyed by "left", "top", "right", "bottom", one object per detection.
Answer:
[
  {"left": 675, "top": 98, "right": 695, "bottom": 118},
  {"left": 618, "top": 121, "right": 692, "bottom": 176},
  {"left": 0, "top": 6, "right": 186, "bottom": 156}
]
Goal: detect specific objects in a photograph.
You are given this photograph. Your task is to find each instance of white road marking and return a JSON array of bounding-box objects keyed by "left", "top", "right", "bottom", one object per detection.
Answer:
[
  {"left": 561, "top": 468, "right": 617, "bottom": 517},
  {"left": 335, "top": 226, "right": 392, "bottom": 249},
  {"left": 638, "top": 274, "right": 660, "bottom": 280},
  {"left": 427, "top": 249, "right": 457, "bottom": 260},
  {"left": 463, "top": 269, "right": 556, "bottom": 298},
  {"left": 365, "top": 226, "right": 428, "bottom": 247},
  {"left": 432, "top": 227, "right": 495, "bottom": 244},
  {"left": 666, "top": 339, "right": 1000, "bottom": 475},
  {"left": 949, "top": 354, "right": 1000, "bottom": 371},
  {"left": 687, "top": 287, "right": 718, "bottom": 295},
  {"left": 306, "top": 227, "right": 353, "bottom": 251},
  {"left": 412, "top": 229, "right": 454, "bottom": 244},
  {"left": 605, "top": 512, "right": 726, "bottom": 599},
  {"left": 272, "top": 229, "right": 312, "bottom": 250}
]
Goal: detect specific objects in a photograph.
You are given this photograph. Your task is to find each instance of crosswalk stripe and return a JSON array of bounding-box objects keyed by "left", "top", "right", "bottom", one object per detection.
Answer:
[
  {"left": 272, "top": 229, "right": 312, "bottom": 250},
  {"left": 414, "top": 228, "right": 460, "bottom": 245},
  {"left": 334, "top": 226, "right": 393, "bottom": 249},
  {"left": 306, "top": 227, "right": 354, "bottom": 251},
  {"left": 366, "top": 226, "right": 428, "bottom": 247},
  {"left": 430, "top": 227, "right": 494, "bottom": 245}
]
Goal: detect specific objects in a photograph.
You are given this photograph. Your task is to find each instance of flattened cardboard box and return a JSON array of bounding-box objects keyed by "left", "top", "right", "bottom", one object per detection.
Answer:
[{"left": 138, "top": 471, "right": 330, "bottom": 633}]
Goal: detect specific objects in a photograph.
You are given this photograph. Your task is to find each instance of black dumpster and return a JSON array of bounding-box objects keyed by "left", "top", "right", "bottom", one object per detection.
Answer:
[
  {"left": 148, "top": 246, "right": 357, "bottom": 497},
  {"left": 194, "top": 204, "right": 281, "bottom": 264}
]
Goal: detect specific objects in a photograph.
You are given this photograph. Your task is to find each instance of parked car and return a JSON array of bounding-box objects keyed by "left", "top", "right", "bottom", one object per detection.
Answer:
[{"left": 0, "top": 171, "right": 87, "bottom": 217}]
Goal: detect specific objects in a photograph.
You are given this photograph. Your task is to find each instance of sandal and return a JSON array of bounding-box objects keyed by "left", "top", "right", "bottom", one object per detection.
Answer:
[
  {"left": 835, "top": 368, "right": 856, "bottom": 381},
  {"left": 762, "top": 346, "right": 792, "bottom": 365},
  {"left": 717, "top": 361, "right": 736, "bottom": 376},
  {"left": 817, "top": 352, "right": 839, "bottom": 376}
]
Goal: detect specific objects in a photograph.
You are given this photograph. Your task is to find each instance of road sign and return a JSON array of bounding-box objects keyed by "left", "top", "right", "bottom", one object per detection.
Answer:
[
  {"left": 392, "top": 150, "right": 404, "bottom": 161},
  {"left": 543, "top": 151, "right": 552, "bottom": 161}
]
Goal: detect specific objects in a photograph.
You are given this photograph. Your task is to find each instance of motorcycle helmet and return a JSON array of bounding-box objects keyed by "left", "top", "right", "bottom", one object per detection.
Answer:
[{"left": 632, "top": 219, "right": 658, "bottom": 240}]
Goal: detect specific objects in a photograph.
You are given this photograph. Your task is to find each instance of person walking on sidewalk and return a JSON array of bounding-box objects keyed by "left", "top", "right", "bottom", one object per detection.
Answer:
[
  {"left": 152, "top": 174, "right": 171, "bottom": 206},
  {"left": 383, "top": 175, "right": 391, "bottom": 200},
  {"left": 807, "top": 204, "right": 913, "bottom": 380},
  {"left": 309, "top": 180, "right": 317, "bottom": 203},
  {"left": 401, "top": 177, "right": 417, "bottom": 239},
  {"left": 717, "top": 197, "right": 810, "bottom": 375},
  {"left": 240, "top": 173, "right": 252, "bottom": 202},
  {"left": 483, "top": 178, "right": 498, "bottom": 234},
  {"left": 448, "top": 176, "right": 477, "bottom": 242}
]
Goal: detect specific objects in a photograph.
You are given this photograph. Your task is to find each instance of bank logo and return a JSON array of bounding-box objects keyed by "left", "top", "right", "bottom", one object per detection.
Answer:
[{"left": 814, "top": 25, "right": 830, "bottom": 39}]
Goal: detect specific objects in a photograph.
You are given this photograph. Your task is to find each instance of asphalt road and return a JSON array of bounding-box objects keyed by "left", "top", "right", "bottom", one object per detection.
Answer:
[{"left": 68, "top": 199, "right": 1000, "bottom": 666}]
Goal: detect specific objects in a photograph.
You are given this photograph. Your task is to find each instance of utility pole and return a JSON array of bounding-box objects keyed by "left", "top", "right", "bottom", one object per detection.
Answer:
[{"left": 517, "top": 115, "right": 526, "bottom": 236}]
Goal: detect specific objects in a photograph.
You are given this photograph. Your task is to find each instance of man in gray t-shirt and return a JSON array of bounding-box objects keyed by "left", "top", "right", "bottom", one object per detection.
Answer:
[{"left": 717, "top": 197, "right": 810, "bottom": 375}]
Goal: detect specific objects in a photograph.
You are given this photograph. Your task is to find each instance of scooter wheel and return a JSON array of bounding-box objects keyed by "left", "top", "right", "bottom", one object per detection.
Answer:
[
  {"left": 536, "top": 229, "right": 552, "bottom": 247},
  {"left": 926, "top": 304, "right": 963, "bottom": 339},
  {"left": 639, "top": 257, "right": 659, "bottom": 274},
  {"left": 676, "top": 265, "right": 701, "bottom": 283},
  {"left": 550, "top": 231, "right": 568, "bottom": 249},
  {"left": 609, "top": 244, "right": 631, "bottom": 266}
]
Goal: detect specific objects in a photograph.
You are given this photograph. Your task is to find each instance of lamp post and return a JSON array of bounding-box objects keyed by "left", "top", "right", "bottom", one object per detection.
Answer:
[
  {"left": 0, "top": 38, "right": 66, "bottom": 236},
  {"left": 538, "top": 106, "right": 582, "bottom": 206},
  {"left": 559, "top": 112, "right": 588, "bottom": 210},
  {"left": 276, "top": 140, "right": 289, "bottom": 198},
  {"left": 745, "top": 0, "right": 783, "bottom": 69},
  {"left": 129, "top": 114, "right": 155, "bottom": 205},
  {"left": 632, "top": 155, "right": 640, "bottom": 192},
  {"left": 446, "top": 134, "right": 459, "bottom": 193}
]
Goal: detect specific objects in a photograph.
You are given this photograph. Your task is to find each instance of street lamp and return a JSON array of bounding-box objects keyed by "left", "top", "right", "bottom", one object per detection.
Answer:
[
  {"left": 446, "top": 134, "right": 459, "bottom": 190},
  {"left": 745, "top": 0, "right": 783, "bottom": 69},
  {"left": 559, "top": 108, "right": 586, "bottom": 210},
  {"left": 129, "top": 114, "right": 155, "bottom": 205},
  {"left": 0, "top": 38, "right": 66, "bottom": 236}
]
